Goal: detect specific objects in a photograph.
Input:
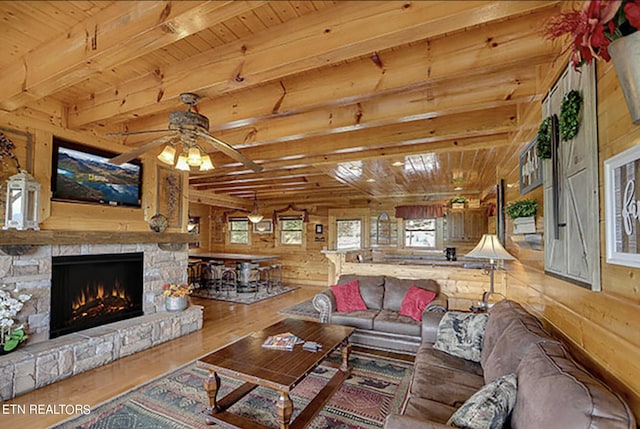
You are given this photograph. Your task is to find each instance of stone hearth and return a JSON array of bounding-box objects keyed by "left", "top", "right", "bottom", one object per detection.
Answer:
[{"left": 0, "top": 241, "right": 203, "bottom": 400}]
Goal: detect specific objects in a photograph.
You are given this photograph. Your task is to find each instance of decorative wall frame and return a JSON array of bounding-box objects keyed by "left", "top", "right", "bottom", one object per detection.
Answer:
[
  {"left": 315, "top": 224, "right": 323, "bottom": 234},
  {"left": 519, "top": 136, "right": 543, "bottom": 194},
  {"left": 253, "top": 219, "right": 273, "bottom": 234},
  {"left": 156, "top": 166, "right": 183, "bottom": 228},
  {"left": 604, "top": 143, "right": 640, "bottom": 268}
]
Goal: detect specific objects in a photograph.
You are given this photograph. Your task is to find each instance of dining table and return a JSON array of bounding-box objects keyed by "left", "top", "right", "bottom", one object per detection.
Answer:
[
  {"left": 189, "top": 253, "right": 280, "bottom": 293},
  {"left": 189, "top": 252, "right": 279, "bottom": 263}
]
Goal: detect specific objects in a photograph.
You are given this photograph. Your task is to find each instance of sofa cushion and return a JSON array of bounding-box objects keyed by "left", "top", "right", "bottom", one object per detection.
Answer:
[
  {"left": 338, "top": 275, "right": 385, "bottom": 309},
  {"left": 512, "top": 342, "right": 635, "bottom": 429},
  {"left": 434, "top": 312, "right": 489, "bottom": 363},
  {"left": 373, "top": 309, "right": 421, "bottom": 336},
  {"left": 400, "top": 286, "right": 437, "bottom": 321},
  {"left": 482, "top": 300, "right": 543, "bottom": 363},
  {"left": 330, "top": 309, "right": 378, "bottom": 330},
  {"left": 482, "top": 316, "right": 557, "bottom": 383},
  {"left": 331, "top": 279, "right": 367, "bottom": 312},
  {"left": 383, "top": 277, "right": 440, "bottom": 312},
  {"left": 447, "top": 373, "right": 517, "bottom": 429},
  {"left": 402, "top": 396, "right": 458, "bottom": 425},
  {"left": 411, "top": 344, "right": 484, "bottom": 408}
]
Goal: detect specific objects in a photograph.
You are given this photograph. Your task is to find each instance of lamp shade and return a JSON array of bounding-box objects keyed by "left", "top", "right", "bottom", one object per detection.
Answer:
[
  {"left": 465, "top": 234, "right": 515, "bottom": 262},
  {"left": 187, "top": 146, "right": 202, "bottom": 166},
  {"left": 157, "top": 145, "right": 176, "bottom": 165},
  {"left": 175, "top": 154, "right": 190, "bottom": 171},
  {"left": 199, "top": 155, "right": 215, "bottom": 171}
]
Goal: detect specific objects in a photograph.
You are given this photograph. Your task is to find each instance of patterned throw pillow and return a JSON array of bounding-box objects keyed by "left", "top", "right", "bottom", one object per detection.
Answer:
[
  {"left": 433, "top": 311, "right": 489, "bottom": 362},
  {"left": 447, "top": 373, "right": 518, "bottom": 429}
]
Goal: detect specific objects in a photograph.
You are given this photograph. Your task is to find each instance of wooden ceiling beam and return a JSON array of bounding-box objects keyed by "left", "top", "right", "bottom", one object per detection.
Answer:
[
  {"left": 188, "top": 189, "right": 253, "bottom": 210},
  {"left": 0, "top": 1, "right": 268, "bottom": 112},
  {"left": 190, "top": 166, "right": 323, "bottom": 186},
  {"left": 230, "top": 105, "right": 517, "bottom": 162},
  {"left": 68, "top": 1, "right": 557, "bottom": 128},
  {"left": 194, "top": 134, "right": 510, "bottom": 182}
]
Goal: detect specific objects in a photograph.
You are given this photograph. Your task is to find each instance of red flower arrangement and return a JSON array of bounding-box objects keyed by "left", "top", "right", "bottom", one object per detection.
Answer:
[{"left": 545, "top": 0, "right": 640, "bottom": 68}]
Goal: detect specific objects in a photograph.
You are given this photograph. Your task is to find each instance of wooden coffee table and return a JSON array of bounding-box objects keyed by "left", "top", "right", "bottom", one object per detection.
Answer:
[{"left": 196, "top": 318, "right": 355, "bottom": 429}]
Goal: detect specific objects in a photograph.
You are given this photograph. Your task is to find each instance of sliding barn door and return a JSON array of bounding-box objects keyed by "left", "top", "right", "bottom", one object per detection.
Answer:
[{"left": 543, "top": 64, "right": 601, "bottom": 290}]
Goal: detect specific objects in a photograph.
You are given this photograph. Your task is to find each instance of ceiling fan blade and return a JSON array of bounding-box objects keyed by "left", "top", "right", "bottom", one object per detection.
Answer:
[
  {"left": 106, "top": 129, "right": 172, "bottom": 137},
  {"left": 196, "top": 130, "right": 263, "bottom": 173},
  {"left": 109, "top": 134, "right": 178, "bottom": 165}
]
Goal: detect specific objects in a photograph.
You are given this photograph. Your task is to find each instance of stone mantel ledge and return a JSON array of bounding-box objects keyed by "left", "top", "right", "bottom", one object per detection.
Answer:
[
  {"left": 0, "top": 305, "right": 203, "bottom": 400},
  {"left": 0, "top": 230, "right": 197, "bottom": 247}
]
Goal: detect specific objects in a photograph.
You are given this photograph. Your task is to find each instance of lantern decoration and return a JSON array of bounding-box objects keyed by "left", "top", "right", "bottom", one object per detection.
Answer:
[{"left": 3, "top": 171, "right": 41, "bottom": 231}]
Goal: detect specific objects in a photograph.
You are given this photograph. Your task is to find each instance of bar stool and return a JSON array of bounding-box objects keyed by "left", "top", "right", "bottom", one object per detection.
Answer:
[
  {"left": 219, "top": 267, "right": 237, "bottom": 296},
  {"left": 270, "top": 263, "right": 283, "bottom": 291},
  {"left": 187, "top": 258, "right": 202, "bottom": 289},
  {"left": 256, "top": 266, "right": 272, "bottom": 297},
  {"left": 236, "top": 262, "right": 259, "bottom": 293},
  {"left": 201, "top": 260, "right": 224, "bottom": 291}
]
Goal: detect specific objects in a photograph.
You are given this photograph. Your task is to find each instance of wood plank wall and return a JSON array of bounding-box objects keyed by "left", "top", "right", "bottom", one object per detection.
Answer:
[
  {"left": 0, "top": 104, "right": 184, "bottom": 233},
  {"left": 192, "top": 204, "right": 331, "bottom": 287},
  {"left": 500, "top": 61, "right": 640, "bottom": 418}
]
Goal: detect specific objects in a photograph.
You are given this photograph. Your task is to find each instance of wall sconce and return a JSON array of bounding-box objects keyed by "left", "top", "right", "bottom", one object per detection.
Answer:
[{"left": 3, "top": 170, "right": 41, "bottom": 231}]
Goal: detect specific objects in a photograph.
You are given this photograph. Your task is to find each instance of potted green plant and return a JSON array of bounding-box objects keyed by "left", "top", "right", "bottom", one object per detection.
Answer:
[
  {"left": 506, "top": 199, "right": 538, "bottom": 234},
  {"left": 450, "top": 196, "right": 466, "bottom": 210}
]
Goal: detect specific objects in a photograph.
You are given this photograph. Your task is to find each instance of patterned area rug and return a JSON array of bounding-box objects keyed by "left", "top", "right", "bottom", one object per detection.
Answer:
[
  {"left": 53, "top": 350, "right": 413, "bottom": 429},
  {"left": 191, "top": 286, "right": 298, "bottom": 304},
  {"left": 279, "top": 298, "right": 320, "bottom": 321}
]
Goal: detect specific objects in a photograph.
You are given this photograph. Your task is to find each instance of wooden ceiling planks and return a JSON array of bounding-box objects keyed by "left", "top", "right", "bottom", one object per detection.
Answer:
[{"left": 0, "top": 1, "right": 563, "bottom": 206}]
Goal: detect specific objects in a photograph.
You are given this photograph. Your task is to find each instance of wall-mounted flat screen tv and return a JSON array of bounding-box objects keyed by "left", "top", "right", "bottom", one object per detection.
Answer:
[{"left": 51, "top": 137, "right": 143, "bottom": 208}]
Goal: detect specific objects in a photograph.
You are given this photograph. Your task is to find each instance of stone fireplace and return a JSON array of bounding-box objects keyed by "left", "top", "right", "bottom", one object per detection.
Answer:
[
  {"left": 0, "top": 239, "right": 203, "bottom": 400},
  {"left": 50, "top": 252, "right": 144, "bottom": 339}
]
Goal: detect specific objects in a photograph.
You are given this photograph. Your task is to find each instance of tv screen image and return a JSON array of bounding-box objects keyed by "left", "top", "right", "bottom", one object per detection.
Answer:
[{"left": 52, "top": 138, "right": 143, "bottom": 208}]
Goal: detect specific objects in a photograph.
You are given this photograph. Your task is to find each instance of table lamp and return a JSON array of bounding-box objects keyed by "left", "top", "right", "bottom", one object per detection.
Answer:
[{"left": 465, "top": 234, "right": 515, "bottom": 308}]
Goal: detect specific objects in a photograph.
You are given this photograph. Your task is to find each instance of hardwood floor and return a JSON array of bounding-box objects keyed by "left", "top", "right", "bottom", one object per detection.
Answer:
[{"left": 2, "top": 287, "right": 322, "bottom": 428}]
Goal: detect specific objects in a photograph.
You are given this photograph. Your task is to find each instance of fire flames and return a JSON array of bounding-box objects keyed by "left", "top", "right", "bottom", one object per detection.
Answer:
[{"left": 71, "top": 279, "right": 132, "bottom": 322}]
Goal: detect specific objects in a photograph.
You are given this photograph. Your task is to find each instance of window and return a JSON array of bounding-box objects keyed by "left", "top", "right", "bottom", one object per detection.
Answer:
[
  {"left": 279, "top": 216, "right": 303, "bottom": 245},
  {"left": 229, "top": 217, "right": 249, "bottom": 244},
  {"left": 404, "top": 219, "right": 436, "bottom": 248},
  {"left": 337, "top": 219, "right": 362, "bottom": 249}
]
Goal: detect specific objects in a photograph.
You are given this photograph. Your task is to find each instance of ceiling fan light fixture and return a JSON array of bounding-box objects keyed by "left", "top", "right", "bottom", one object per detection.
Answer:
[
  {"left": 199, "top": 155, "right": 215, "bottom": 171},
  {"left": 187, "top": 146, "right": 202, "bottom": 166},
  {"left": 157, "top": 145, "right": 176, "bottom": 165},
  {"left": 175, "top": 154, "right": 190, "bottom": 171}
]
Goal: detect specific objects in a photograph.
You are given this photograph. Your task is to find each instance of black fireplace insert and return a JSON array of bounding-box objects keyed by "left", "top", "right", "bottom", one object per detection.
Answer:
[{"left": 50, "top": 252, "right": 144, "bottom": 339}]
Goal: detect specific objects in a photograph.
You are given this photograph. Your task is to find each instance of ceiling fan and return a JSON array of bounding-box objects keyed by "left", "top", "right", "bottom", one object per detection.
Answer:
[{"left": 107, "top": 93, "right": 263, "bottom": 173}]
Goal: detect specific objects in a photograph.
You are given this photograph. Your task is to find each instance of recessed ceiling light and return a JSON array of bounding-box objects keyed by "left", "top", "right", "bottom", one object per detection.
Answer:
[
  {"left": 454, "top": 186, "right": 463, "bottom": 191},
  {"left": 391, "top": 161, "right": 404, "bottom": 167},
  {"left": 366, "top": 178, "right": 376, "bottom": 183}
]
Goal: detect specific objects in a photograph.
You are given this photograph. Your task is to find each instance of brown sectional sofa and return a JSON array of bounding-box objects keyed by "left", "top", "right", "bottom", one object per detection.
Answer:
[
  {"left": 384, "top": 300, "right": 636, "bottom": 429},
  {"left": 312, "top": 274, "right": 448, "bottom": 353}
]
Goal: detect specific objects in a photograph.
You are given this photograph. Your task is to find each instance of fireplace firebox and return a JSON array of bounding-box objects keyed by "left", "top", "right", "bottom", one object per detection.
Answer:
[{"left": 50, "top": 252, "right": 144, "bottom": 339}]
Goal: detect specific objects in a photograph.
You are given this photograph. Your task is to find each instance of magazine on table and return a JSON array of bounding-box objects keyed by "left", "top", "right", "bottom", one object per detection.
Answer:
[{"left": 262, "top": 332, "right": 304, "bottom": 351}]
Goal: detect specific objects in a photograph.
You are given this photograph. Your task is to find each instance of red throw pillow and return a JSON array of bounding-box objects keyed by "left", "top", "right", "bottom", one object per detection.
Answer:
[
  {"left": 400, "top": 286, "right": 437, "bottom": 321},
  {"left": 331, "top": 279, "right": 368, "bottom": 312}
]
